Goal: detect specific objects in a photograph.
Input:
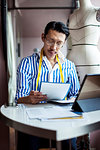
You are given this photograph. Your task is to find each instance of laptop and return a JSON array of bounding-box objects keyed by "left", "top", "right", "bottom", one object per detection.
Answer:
[{"left": 72, "top": 74, "right": 100, "bottom": 112}]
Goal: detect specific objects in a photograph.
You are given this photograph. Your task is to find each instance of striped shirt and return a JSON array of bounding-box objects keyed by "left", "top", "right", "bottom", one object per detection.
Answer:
[{"left": 15, "top": 52, "right": 80, "bottom": 101}]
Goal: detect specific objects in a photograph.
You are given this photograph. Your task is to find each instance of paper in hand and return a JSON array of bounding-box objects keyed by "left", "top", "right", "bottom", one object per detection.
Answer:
[{"left": 40, "top": 82, "right": 71, "bottom": 100}]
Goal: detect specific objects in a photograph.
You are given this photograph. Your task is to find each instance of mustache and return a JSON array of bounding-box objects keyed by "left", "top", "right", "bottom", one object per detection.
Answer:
[{"left": 48, "top": 49, "right": 57, "bottom": 54}]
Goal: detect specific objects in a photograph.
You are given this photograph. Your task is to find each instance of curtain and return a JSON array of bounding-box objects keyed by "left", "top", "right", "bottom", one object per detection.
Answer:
[{"left": 7, "top": 12, "right": 16, "bottom": 105}]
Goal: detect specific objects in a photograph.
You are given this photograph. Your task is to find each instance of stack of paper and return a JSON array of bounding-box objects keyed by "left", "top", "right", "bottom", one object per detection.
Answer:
[{"left": 24, "top": 104, "right": 82, "bottom": 121}]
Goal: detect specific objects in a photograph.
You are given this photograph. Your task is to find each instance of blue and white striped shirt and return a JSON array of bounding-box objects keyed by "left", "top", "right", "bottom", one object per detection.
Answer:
[{"left": 15, "top": 52, "right": 80, "bottom": 101}]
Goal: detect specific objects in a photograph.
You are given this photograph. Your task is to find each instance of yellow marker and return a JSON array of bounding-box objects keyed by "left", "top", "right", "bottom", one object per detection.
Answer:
[{"left": 48, "top": 115, "right": 83, "bottom": 120}]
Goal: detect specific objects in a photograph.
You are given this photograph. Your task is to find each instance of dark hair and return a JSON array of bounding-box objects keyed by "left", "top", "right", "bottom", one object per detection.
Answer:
[{"left": 44, "top": 21, "right": 69, "bottom": 40}]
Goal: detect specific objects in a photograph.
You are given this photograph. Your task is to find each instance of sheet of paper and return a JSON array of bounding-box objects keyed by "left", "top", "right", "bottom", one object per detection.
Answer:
[
  {"left": 25, "top": 105, "right": 81, "bottom": 120},
  {"left": 40, "top": 82, "right": 71, "bottom": 100}
]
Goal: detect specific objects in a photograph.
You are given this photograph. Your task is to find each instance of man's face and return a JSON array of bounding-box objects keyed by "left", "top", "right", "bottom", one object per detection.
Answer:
[{"left": 41, "top": 29, "right": 66, "bottom": 61}]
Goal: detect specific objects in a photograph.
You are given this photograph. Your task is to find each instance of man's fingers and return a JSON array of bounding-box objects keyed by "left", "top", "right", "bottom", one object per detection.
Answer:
[
  {"left": 30, "top": 91, "right": 42, "bottom": 96},
  {"left": 32, "top": 95, "right": 47, "bottom": 100},
  {"left": 34, "top": 91, "right": 42, "bottom": 96},
  {"left": 30, "top": 90, "right": 35, "bottom": 95},
  {"left": 29, "top": 91, "right": 47, "bottom": 104},
  {"left": 30, "top": 95, "right": 47, "bottom": 104}
]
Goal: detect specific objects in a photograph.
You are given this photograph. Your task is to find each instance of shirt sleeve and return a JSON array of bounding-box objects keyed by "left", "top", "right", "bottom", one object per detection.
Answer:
[
  {"left": 15, "top": 57, "right": 31, "bottom": 102},
  {"left": 67, "top": 62, "right": 80, "bottom": 99}
]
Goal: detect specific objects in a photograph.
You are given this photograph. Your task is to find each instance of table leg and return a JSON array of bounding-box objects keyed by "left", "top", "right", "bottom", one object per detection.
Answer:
[
  {"left": 56, "top": 141, "right": 62, "bottom": 150},
  {"left": 49, "top": 138, "right": 52, "bottom": 150},
  {"left": 69, "top": 139, "right": 72, "bottom": 150},
  {"left": 56, "top": 140, "right": 72, "bottom": 150},
  {"left": 9, "top": 127, "right": 17, "bottom": 150}
]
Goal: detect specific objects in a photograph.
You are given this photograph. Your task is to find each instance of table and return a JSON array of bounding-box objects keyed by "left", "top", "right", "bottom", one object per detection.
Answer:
[{"left": 0, "top": 103, "right": 100, "bottom": 150}]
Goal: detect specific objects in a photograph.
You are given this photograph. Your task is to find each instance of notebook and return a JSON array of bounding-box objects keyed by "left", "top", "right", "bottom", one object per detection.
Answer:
[{"left": 72, "top": 74, "right": 100, "bottom": 112}]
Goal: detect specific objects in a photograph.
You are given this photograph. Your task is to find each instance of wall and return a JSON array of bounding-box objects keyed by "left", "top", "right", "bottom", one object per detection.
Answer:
[
  {"left": 90, "top": 130, "right": 100, "bottom": 150},
  {"left": 22, "top": 37, "right": 43, "bottom": 58}
]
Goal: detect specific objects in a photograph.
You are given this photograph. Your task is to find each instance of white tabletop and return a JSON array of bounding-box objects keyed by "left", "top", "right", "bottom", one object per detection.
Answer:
[{"left": 0, "top": 103, "right": 100, "bottom": 141}]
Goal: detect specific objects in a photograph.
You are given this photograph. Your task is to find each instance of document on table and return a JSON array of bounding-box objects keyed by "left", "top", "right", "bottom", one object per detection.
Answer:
[
  {"left": 24, "top": 105, "right": 82, "bottom": 120},
  {"left": 40, "top": 82, "right": 71, "bottom": 100}
]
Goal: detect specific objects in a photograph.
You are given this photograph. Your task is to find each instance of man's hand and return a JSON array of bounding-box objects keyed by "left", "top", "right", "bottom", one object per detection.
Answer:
[
  {"left": 17, "top": 91, "right": 47, "bottom": 104},
  {"left": 28, "top": 91, "right": 47, "bottom": 104}
]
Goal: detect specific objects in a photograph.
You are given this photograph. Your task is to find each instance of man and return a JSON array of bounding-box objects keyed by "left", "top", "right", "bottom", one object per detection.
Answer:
[{"left": 15, "top": 21, "right": 80, "bottom": 150}]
